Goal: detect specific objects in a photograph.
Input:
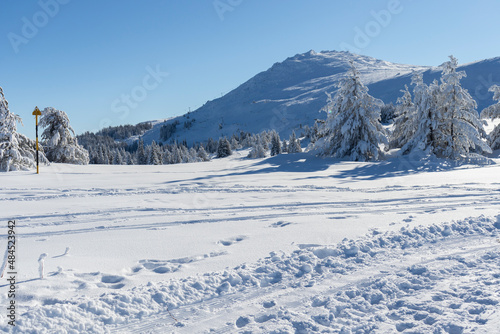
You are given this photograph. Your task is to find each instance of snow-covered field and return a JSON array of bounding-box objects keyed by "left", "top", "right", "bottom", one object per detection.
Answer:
[{"left": 1, "top": 151, "right": 499, "bottom": 333}]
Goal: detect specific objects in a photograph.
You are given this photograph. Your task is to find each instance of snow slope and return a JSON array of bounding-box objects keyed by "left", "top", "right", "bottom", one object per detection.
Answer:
[
  {"left": 140, "top": 51, "right": 500, "bottom": 146},
  {"left": 0, "top": 152, "right": 499, "bottom": 333}
]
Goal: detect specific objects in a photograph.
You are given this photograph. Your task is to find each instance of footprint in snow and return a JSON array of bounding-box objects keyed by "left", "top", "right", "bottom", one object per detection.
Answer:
[
  {"left": 218, "top": 235, "right": 247, "bottom": 246},
  {"left": 135, "top": 252, "right": 228, "bottom": 275},
  {"left": 270, "top": 221, "right": 292, "bottom": 228},
  {"left": 101, "top": 275, "right": 124, "bottom": 284},
  {"left": 263, "top": 300, "right": 276, "bottom": 308}
]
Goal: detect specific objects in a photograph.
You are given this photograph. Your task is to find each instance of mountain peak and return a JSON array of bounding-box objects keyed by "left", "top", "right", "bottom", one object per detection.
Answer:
[{"left": 139, "top": 52, "right": 500, "bottom": 146}]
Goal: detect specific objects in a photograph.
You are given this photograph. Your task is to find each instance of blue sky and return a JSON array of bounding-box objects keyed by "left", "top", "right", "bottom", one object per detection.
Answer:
[{"left": 2, "top": 0, "right": 500, "bottom": 138}]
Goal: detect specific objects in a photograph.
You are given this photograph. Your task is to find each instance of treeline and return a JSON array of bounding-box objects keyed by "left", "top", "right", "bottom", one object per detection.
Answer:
[
  {"left": 77, "top": 125, "right": 304, "bottom": 165},
  {"left": 94, "top": 123, "right": 153, "bottom": 140}
]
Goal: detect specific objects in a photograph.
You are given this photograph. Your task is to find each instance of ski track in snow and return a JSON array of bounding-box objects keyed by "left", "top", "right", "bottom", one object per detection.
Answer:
[{"left": 1, "top": 183, "right": 499, "bottom": 239}]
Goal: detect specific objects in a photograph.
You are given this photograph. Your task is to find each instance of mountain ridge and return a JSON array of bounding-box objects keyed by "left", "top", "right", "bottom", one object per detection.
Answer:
[{"left": 137, "top": 50, "right": 500, "bottom": 145}]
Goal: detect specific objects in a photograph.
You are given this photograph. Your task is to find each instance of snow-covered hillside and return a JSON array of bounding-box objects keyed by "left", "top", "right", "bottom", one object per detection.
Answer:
[
  {"left": 0, "top": 151, "right": 499, "bottom": 333},
  {"left": 140, "top": 51, "right": 500, "bottom": 146}
]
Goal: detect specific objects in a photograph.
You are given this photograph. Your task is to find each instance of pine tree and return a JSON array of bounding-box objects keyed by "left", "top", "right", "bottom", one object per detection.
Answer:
[
  {"left": 112, "top": 149, "right": 123, "bottom": 165},
  {"left": 247, "top": 142, "right": 266, "bottom": 158},
  {"left": 391, "top": 85, "right": 417, "bottom": 149},
  {"left": 136, "top": 138, "right": 147, "bottom": 165},
  {"left": 147, "top": 141, "right": 162, "bottom": 165},
  {"left": 197, "top": 145, "right": 210, "bottom": 161},
  {"left": 438, "top": 56, "right": 490, "bottom": 158},
  {"left": 403, "top": 56, "right": 490, "bottom": 159},
  {"left": 171, "top": 144, "right": 182, "bottom": 164},
  {"left": 281, "top": 139, "right": 288, "bottom": 153},
  {"left": 162, "top": 147, "right": 172, "bottom": 164},
  {"left": 216, "top": 137, "right": 232, "bottom": 158},
  {"left": 288, "top": 131, "right": 302, "bottom": 153},
  {"left": 481, "top": 85, "right": 500, "bottom": 150},
  {"left": 270, "top": 131, "right": 281, "bottom": 156},
  {"left": 401, "top": 74, "right": 438, "bottom": 155},
  {"left": 40, "top": 107, "right": 89, "bottom": 164},
  {"left": 314, "top": 62, "right": 387, "bottom": 161},
  {"left": 0, "top": 87, "right": 47, "bottom": 171}
]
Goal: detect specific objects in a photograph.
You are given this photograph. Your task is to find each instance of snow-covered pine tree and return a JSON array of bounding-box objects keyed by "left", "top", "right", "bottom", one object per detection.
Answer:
[
  {"left": 136, "top": 138, "right": 147, "bottom": 165},
  {"left": 481, "top": 85, "right": 500, "bottom": 150},
  {"left": 270, "top": 131, "right": 281, "bottom": 156},
  {"left": 288, "top": 131, "right": 302, "bottom": 153},
  {"left": 435, "top": 56, "right": 490, "bottom": 158},
  {"left": 162, "top": 147, "right": 172, "bottom": 164},
  {"left": 171, "top": 144, "right": 182, "bottom": 164},
  {"left": 147, "top": 141, "right": 161, "bottom": 165},
  {"left": 0, "top": 87, "right": 47, "bottom": 171},
  {"left": 281, "top": 139, "right": 288, "bottom": 153},
  {"left": 216, "top": 137, "right": 232, "bottom": 158},
  {"left": 400, "top": 73, "right": 437, "bottom": 155},
  {"left": 313, "top": 62, "right": 387, "bottom": 161},
  {"left": 112, "top": 148, "right": 123, "bottom": 165},
  {"left": 391, "top": 85, "right": 417, "bottom": 149},
  {"left": 308, "top": 121, "right": 320, "bottom": 144},
  {"left": 197, "top": 145, "right": 210, "bottom": 161},
  {"left": 40, "top": 107, "right": 89, "bottom": 164},
  {"left": 230, "top": 135, "right": 240, "bottom": 150},
  {"left": 180, "top": 144, "right": 190, "bottom": 163},
  {"left": 188, "top": 147, "right": 198, "bottom": 162},
  {"left": 247, "top": 142, "right": 266, "bottom": 158}
]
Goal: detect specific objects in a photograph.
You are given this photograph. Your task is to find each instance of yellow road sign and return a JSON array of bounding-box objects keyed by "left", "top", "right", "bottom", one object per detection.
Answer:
[{"left": 32, "top": 106, "right": 41, "bottom": 116}]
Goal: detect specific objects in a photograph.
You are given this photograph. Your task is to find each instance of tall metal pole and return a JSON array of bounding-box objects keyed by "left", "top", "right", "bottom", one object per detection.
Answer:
[
  {"left": 36, "top": 115, "right": 39, "bottom": 174},
  {"left": 32, "top": 106, "right": 42, "bottom": 174}
]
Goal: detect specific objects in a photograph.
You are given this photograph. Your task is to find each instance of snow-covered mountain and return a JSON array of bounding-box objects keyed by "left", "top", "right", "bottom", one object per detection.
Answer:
[{"left": 141, "top": 50, "right": 500, "bottom": 145}]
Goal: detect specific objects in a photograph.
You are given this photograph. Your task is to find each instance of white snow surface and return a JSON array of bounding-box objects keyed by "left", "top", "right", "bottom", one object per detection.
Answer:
[{"left": 0, "top": 151, "right": 499, "bottom": 333}]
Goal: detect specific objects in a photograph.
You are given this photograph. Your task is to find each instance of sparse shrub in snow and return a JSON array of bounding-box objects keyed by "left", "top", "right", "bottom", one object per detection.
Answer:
[
  {"left": 216, "top": 137, "right": 232, "bottom": 158},
  {"left": 481, "top": 84, "right": 500, "bottom": 150},
  {"left": 401, "top": 56, "right": 491, "bottom": 159},
  {"left": 40, "top": 107, "right": 89, "bottom": 164},
  {"left": 313, "top": 62, "right": 387, "bottom": 161},
  {"left": 0, "top": 87, "right": 48, "bottom": 171}
]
